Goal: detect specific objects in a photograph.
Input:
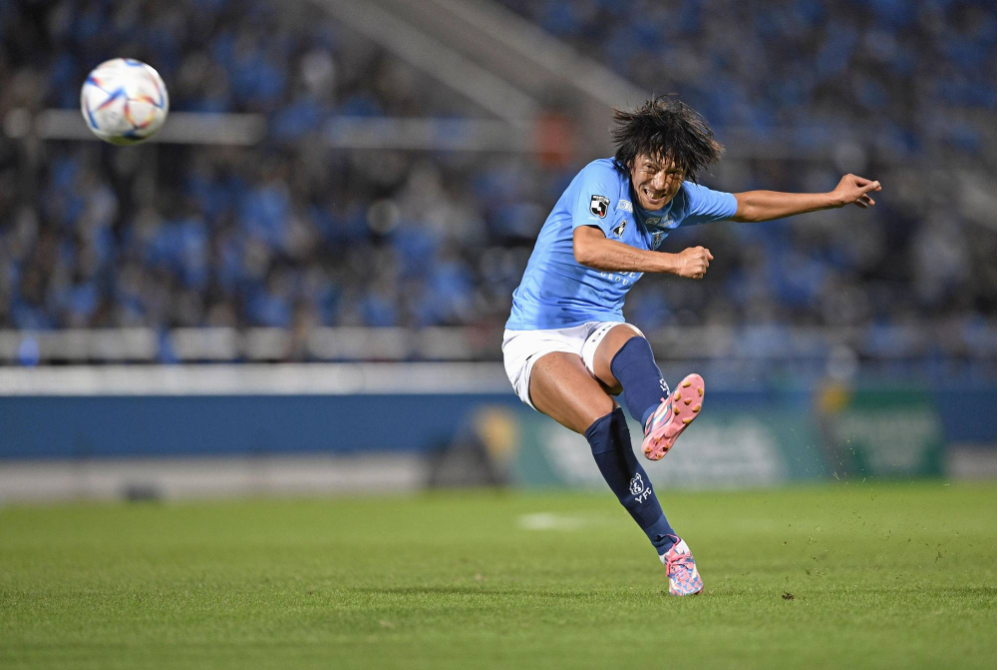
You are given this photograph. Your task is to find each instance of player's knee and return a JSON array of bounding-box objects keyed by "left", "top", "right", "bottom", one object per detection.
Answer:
[
  {"left": 603, "top": 325, "right": 644, "bottom": 357},
  {"left": 609, "top": 334, "right": 656, "bottom": 375},
  {"left": 578, "top": 404, "right": 611, "bottom": 436},
  {"left": 584, "top": 406, "right": 629, "bottom": 454},
  {"left": 594, "top": 326, "right": 645, "bottom": 388}
]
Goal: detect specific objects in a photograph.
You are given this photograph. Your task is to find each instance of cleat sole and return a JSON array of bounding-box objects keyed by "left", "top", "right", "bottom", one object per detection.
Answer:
[{"left": 641, "top": 373, "right": 706, "bottom": 461}]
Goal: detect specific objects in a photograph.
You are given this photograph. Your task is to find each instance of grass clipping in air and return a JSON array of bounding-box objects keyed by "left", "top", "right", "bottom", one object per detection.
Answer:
[{"left": 0, "top": 482, "right": 994, "bottom": 670}]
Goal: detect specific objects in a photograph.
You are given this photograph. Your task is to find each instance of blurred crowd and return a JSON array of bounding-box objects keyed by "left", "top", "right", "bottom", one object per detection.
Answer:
[
  {"left": 500, "top": 0, "right": 994, "bottom": 155},
  {"left": 0, "top": 0, "right": 994, "bottom": 362}
]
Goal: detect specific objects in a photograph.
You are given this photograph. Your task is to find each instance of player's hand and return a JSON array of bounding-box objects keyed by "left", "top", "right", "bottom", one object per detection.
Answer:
[
  {"left": 674, "top": 246, "right": 713, "bottom": 279},
  {"left": 831, "top": 174, "right": 882, "bottom": 209}
]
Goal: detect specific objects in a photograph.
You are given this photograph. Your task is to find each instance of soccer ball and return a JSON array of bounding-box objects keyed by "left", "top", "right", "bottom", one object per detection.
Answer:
[{"left": 80, "top": 58, "right": 169, "bottom": 145}]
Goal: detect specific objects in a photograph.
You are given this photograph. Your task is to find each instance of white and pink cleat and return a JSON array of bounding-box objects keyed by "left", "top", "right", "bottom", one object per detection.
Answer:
[
  {"left": 662, "top": 537, "right": 704, "bottom": 596},
  {"left": 641, "top": 373, "right": 705, "bottom": 461}
]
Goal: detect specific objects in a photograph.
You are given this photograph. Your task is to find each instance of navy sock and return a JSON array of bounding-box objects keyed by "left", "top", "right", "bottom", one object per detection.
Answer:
[
  {"left": 609, "top": 337, "right": 669, "bottom": 428},
  {"left": 585, "top": 408, "right": 677, "bottom": 555}
]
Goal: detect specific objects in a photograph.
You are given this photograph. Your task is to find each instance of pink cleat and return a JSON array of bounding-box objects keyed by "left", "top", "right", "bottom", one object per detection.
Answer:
[
  {"left": 641, "top": 373, "right": 705, "bottom": 461},
  {"left": 662, "top": 537, "right": 704, "bottom": 596}
]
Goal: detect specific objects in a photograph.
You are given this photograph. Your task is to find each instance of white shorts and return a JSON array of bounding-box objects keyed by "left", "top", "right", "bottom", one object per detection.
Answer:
[{"left": 502, "top": 321, "right": 638, "bottom": 410}]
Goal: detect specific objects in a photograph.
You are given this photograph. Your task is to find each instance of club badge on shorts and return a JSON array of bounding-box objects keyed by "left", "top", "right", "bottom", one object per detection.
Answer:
[{"left": 590, "top": 195, "right": 610, "bottom": 218}]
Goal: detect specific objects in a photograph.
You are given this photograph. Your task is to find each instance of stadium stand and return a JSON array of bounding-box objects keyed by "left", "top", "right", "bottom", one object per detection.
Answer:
[{"left": 0, "top": 0, "right": 994, "bottom": 366}]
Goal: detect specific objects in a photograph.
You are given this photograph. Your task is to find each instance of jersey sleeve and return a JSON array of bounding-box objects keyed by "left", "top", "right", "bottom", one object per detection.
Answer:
[
  {"left": 571, "top": 162, "right": 620, "bottom": 236},
  {"left": 678, "top": 182, "right": 737, "bottom": 227}
]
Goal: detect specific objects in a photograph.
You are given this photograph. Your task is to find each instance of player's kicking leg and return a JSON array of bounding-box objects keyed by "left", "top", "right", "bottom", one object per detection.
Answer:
[
  {"left": 591, "top": 326, "right": 706, "bottom": 460},
  {"left": 529, "top": 348, "right": 703, "bottom": 596}
]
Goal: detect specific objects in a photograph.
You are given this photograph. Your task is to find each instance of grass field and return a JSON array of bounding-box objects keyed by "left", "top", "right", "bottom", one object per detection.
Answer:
[{"left": 1, "top": 482, "right": 994, "bottom": 669}]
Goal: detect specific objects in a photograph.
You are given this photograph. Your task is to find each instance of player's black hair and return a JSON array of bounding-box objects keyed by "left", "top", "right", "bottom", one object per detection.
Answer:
[{"left": 611, "top": 95, "right": 723, "bottom": 183}]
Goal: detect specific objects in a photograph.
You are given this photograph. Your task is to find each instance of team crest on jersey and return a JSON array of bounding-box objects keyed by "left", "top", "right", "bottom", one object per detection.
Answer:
[
  {"left": 612, "top": 219, "right": 627, "bottom": 238},
  {"left": 590, "top": 195, "right": 610, "bottom": 218},
  {"left": 651, "top": 231, "right": 665, "bottom": 248}
]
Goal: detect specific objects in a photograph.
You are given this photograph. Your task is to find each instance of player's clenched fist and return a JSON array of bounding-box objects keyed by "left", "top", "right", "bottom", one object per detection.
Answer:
[
  {"left": 674, "top": 246, "right": 713, "bottom": 279},
  {"left": 830, "top": 174, "right": 881, "bottom": 209}
]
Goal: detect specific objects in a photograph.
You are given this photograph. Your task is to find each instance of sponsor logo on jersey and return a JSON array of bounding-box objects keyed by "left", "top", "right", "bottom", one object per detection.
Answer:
[
  {"left": 617, "top": 199, "right": 633, "bottom": 213},
  {"left": 590, "top": 194, "right": 610, "bottom": 218},
  {"left": 612, "top": 219, "right": 627, "bottom": 237},
  {"left": 598, "top": 270, "right": 640, "bottom": 285},
  {"left": 646, "top": 217, "right": 673, "bottom": 227}
]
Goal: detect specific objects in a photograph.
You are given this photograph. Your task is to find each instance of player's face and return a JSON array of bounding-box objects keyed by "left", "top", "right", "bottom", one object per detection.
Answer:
[{"left": 630, "top": 153, "right": 685, "bottom": 211}]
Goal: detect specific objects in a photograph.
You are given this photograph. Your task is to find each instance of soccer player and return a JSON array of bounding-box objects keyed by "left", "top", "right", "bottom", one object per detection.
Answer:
[{"left": 502, "top": 96, "right": 881, "bottom": 596}]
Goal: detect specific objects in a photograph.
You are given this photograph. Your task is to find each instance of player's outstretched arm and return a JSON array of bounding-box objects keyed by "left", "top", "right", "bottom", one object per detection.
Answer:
[
  {"left": 731, "top": 174, "right": 882, "bottom": 223},
  {"left": 573, "top": 226, "right": 713, "bottom": 279}
]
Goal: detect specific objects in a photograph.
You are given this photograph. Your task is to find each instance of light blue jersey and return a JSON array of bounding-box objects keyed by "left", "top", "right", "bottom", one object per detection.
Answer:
[{"left": 506, "top": 158, "right": 737, "bottom": 330}]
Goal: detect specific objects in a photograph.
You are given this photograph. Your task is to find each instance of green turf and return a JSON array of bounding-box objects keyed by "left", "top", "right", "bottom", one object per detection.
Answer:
[{"left": 0, "top": 482, "right": 994, "bottom": 669}]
